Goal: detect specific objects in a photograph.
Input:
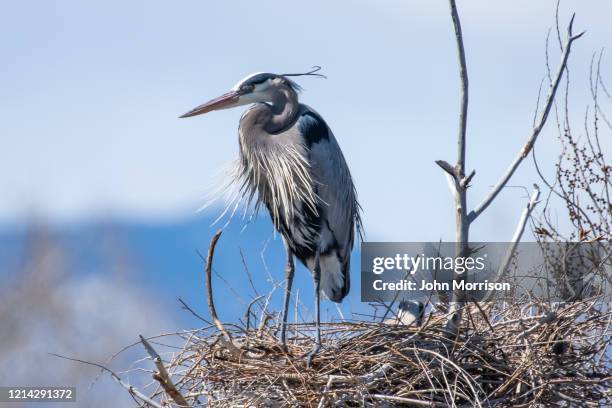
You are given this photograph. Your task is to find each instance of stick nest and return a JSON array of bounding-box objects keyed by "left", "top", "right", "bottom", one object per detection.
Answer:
[{"left": 136, "top": 299, "right": 611, "bottom": 407}]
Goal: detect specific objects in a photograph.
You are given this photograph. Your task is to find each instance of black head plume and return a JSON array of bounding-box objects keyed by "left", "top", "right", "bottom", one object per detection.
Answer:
[{"left": 281, "top": 66, "right": 327, "bottom": 79}]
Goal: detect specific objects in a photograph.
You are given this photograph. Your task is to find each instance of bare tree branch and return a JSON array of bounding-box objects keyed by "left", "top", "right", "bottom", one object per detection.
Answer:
[
  {"left": 435, "top": 160, "right": 456, "bottom": 179},
  {"left": 469, "top": 15, "right": 585, "bottom": 223},
  {"left": 448, "top": 0, "right": 469, "bottom": 179},
  {"left": 204, "top": 230, "right": 237, "bottom": 350},
  {"left": 497, "top": 185, "right": 541, "bottom": 279},
  {"left": 178, "top": 297, "right": 211, "bottom": 324},
  {"left": 461, "top": 169, "right": 476, "bottom": 189},
  {"left": 443, "top": 0, "right": 472, "bottom": 335},
  {"left": 139, "top": 335, "right": 190, "bottom": 407},
  {"left": 370, "top": 394, "right": 447, "bottom": 407},
  {"left": 49, "top": 353, "right": 163, "bottom": 408},
  {"left": 439, "top": 5, "right": 584, "bottom": 336}
]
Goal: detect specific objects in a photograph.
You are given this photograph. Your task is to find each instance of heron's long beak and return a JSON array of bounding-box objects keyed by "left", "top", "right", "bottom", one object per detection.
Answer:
[{"left": 179, "top": 90, "right": 243, "bottom": 118}]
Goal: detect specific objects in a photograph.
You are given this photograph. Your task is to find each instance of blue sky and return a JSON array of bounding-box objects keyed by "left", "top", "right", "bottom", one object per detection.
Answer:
[{"left": 1, "top": 0, "right": 612, "bottom": 240}]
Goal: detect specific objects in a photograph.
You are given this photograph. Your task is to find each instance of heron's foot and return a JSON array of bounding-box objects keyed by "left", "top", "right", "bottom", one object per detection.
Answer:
[{"left": 304, "top": 343, "right": 321, "bottom": 368}]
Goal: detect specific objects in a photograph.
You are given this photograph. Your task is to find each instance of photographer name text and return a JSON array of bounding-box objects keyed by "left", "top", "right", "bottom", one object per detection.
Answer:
[{"left": 372, "top": 279, "right": 510, "bottom": 291}]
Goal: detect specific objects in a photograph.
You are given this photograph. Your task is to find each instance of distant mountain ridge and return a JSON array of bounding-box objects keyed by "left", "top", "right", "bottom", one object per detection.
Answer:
[{"left": 0, "top": 215, "right": 363, "bottom": 327}]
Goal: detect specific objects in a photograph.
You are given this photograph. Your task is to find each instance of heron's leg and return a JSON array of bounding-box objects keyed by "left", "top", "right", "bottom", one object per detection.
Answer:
[
  {"left": 279, "top": 242, "right": 295, "bottom": 348},
  {"left": 306, "top": 251, "right": 322, "bottom": 367}
]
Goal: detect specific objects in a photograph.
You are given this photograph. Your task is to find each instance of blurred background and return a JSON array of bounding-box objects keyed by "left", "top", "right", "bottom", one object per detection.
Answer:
[{"left": 1, "top": 0, "right": 611, "bottom": 406}]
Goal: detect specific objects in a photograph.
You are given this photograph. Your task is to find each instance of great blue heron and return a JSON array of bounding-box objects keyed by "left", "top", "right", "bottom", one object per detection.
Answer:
[{"left": 180, "top": 67, "right": 361, "bottom": 361}]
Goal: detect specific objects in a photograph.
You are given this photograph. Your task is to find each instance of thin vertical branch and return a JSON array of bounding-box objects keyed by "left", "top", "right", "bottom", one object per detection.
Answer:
[
  {"left": 443, "top": 0, "right": 472, "bottom": 334},
  {"left": 497, "top": 185, "right": 541, "bottom": 278},
  {"left": 449, "top": 0, "right": 469, "bottom": 179},
  {"left": 204, "top": 230, "right": 236, "bottom": 347},
  {"left": 445, "top": 0, "right": 471, "bottom": 249}
]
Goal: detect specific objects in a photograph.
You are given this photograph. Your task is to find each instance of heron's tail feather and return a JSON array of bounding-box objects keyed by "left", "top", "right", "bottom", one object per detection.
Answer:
[{"left": 318, "top": 253, "right": 350, "bottom": 303}]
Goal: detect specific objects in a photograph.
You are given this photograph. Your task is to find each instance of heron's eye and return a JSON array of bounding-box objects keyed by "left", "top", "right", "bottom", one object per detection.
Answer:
[{"left": 241, "top": 84, "right": 255, "bottom": 93}]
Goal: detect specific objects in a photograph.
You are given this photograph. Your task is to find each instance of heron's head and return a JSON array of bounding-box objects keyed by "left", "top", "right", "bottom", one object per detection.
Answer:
[
  {"left": 179, "top": 67, "right": 324, "bottom": 118},
  {"left": 398, "top": 300, "right": 425, "bottom": 317}
]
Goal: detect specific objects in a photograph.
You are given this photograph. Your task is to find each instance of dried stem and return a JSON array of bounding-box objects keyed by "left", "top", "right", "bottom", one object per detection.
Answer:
[
  {"left": 140, "top": 335, "right": 190, "bottom": 407},
  {"left": 204, "top": 230, "right": 234, "bottom": 345},
  {"left": 49, "top": 353, "right": 163, "bottom": 408}
]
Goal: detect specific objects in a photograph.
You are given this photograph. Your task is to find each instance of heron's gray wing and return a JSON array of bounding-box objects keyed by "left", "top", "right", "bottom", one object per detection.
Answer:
[{"left": 298, "top": 107, "right": 361, "bottom": 262}]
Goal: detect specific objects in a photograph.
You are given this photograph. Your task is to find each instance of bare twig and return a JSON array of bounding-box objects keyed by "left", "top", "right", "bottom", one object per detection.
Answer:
[
  {"left": 469, "top": 15, "right": 585, "bottom": 223},
  {"left": 370, "top": 394, "right": 447, "bottom": 407},
  {"left": 139, "top": 335, "right": 190, "bottom": 407},
  {"left": 245, "top": 295, "right": 264, "bottom": 332},
  {"left": 49, "top": 353, "right": 163, "bottom": 408},
  {"left": 178, "top": 297, "right": 211, "bottom": 324},
  {"left": 317, "top": 364, "right": 392, "bottom": 408},
  {"left": 448, "top": 0, "right": 469, "bottom": 178},
  {"left": 497, "top": 185, "right": 542, "bottom": 278},
  {"left": 204, "top": 230, "right": 234, "bottom": 345}
]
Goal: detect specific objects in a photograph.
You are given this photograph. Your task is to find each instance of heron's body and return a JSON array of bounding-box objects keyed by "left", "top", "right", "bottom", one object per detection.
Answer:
[
  {"left": 180, "top": 69, "right": 360, "bottom": 361},
  {"left": 238, "top": 103, "right": 357, "bottom": 302}
]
